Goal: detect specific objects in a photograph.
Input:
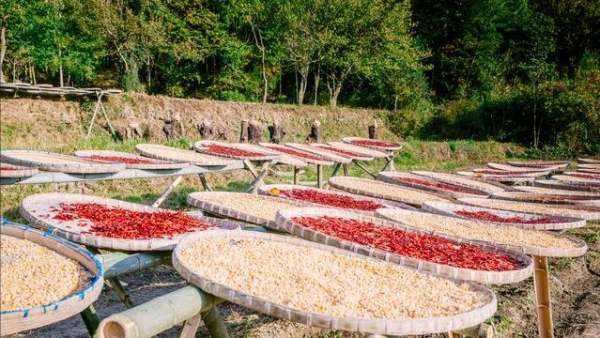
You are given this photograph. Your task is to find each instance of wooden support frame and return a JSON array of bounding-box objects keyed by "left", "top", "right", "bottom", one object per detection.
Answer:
[
  {"left": 152, "top": 175, "right": 184, "bottom": 208},
  {"left": 86, "top": 93, "right": 116, "bottom": 138},
  {"left": 533, "top": 256, "right": 554, "bottom": 338},
  {"left": 316, "top": 165, "right": 324, "bottom": 188},
  {"left": 354, "top": 161, "right": 378, "bottom": 178},
  {"left": 293, "top": 166, "right": 299, "bottom": 185},
  {"left": 199, "top": 174, "right": 212, "bottom": 191},
  {"left": 246, "top": 160, "right": 275, "bottom": 193}
]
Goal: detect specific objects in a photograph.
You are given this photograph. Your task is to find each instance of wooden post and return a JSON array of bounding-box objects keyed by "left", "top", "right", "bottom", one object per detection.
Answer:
[
  {"left": 293, "top": 166, "right": 299, "bottom": 185},
  {"left": 268, "top": 122, "right": 285, "bottom": 143},
  {"left": 331, "top": 163, "right": 342, "bottom": 177},
  {"left": 80, "top": 305, "right": 101, "bottom": 336},
  {"left": 99, "top": 95, "right": 117, "bottom": 137},
  {"left": 534, "top": 256, "right": 554, "bottom": 338},
  {"left": 247, "top": 120, "right": 263, "bottom": 144},
  {"left": 106, "top": 277, "right": 134, "bottom": 308},
  {"left": 317, "top": 165, "right": 324, "bottom": 188},
  {"left": 343, "top": 163, "right": 349, "bottom": 176},
  {"left": 247, "top": 161, "right": 273, "bottom": 193},
  {"left": 197, "top": 120, "right": 214, "bottom": 139},
  {"left": 200, "top": 307, "right": 230, "bottom": 338},
  {"left": 152, "top": 176, "right": 183, "bottom": 208},
  {"left": 199, "top": 174, "right": 212, "bottom": 191},
  {"left": 368, "top": 122, "right": 378, "bottom": 139},
  {"left": 239, "top": 120, "right": 248, "bottom": 142},
  {"left": 86, "top": 95, "right": 102, "bottom": 137}
]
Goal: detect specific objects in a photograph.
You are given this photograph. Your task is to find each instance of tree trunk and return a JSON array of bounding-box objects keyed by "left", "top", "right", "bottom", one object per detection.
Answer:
[
  {"left": 268, "top": 122, "right": 285, "bottom": 144},
  {"left": 58, "top": 48, "right": 64, "bottom": 87},
  {"left": 250, "top": 22, "right": 268, "bottom": 104},
  {"left": 0, "top": 24, "right": 6, "bottom": 82},
  {"left": 330, "top": 84, "right": 342, "bottom": 108},
  {"left": 313, "top": 62, "right": 320, "bottom": 105},
  {"left": 247, "top": 120, "right": 263, "bottom": 144},
  {"left": 305, "top": 120, "right": 321, "bottom": 143},
  {"left": 239, "top": 120, "right": 249, "bottom": 142},
  {"left": 146, "top": 56, "right": 152, "bottom": 92}
]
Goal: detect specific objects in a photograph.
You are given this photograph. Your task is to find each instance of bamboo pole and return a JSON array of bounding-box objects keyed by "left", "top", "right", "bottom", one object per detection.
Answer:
[
  {"left": 533, "top": 256, "right": 554, "bottom": 338},
  {"left": 80, "top": 305, "right": 101, "bottom": 336},
  {"left": 343, "top": 163, "right": 349, "bottom": 176},
  {"left": 354, "top": 161, "right": 377, "bottom": 178},
  {"left": 98, "top": 286, "right": 225, "bottom": 338},
  {"left": 100, "top": 252, "right": 171, "bottom": 279},
  {"left": 86, "top": 95, "right": 101, "bottom": 137},
  {"left": 330, "top": 163, "right": 342, "bottom": 177},
  {"left": 199, "top": 174, "right": 212, "bottom": 191},
  {"left": 106, "top": 278, "right": 134, "bottom": 308},
  {"left": 152, "top": 176, "right": 183, "bottom": 208},
  {"left": 293, "top": 167, "right": 299, "bottom": 185},
  {"left": 316, "top": 165, "right": 323, "bottom": 188}
]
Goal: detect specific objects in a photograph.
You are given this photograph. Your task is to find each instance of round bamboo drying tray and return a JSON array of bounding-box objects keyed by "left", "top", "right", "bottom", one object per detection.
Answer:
[
  {"left": 187, "top": 191, "right": 310, "bottom": 228},
  {"left": 535, "top": 179, "right": 600, "bottom": 192},
  {"left": 563, "top": 171, "right": 600, "bottom": 179},
  {"left": 507, "top": 160, "right": 569, "bottom": 169},
  {"left": 553, "top": 174, "right": 600, "bottom": 187},
  {"left": 310, "top": 143, "right": 374, "bottom": 161},
  {"left": 0, "top": 150, "right": 125, "bottom": 174},
  {"left": 456, "top": 171, "right": 536, "bottom": 183},
  {"left": 286, "top": 143, "right": 352, "bottom": 164},
  {"left": 327, "top": 142, "right": 389, "bottom": 158},
  {"left": 513, "top": 186, "right": 600, "bottom": 198},
  {"left": 173, "top": 229, "right": 498, "bottom": 336},
  {"left": 458, "top": 197, "right": 600, "bottom": 221},
  {"left": 492, "top": 191, "right": 600, "bottom": 205},
  {"left": 578, "top": 158, "right": 600, "bottom": 164},
  {"left": 328, "top": 176, "right": 450, "bottom": 207},
  {"left": 472, "top": 167, "right": 549, "bottom": 176},
  {"left": 341, "top": 137, "right": 402, "bottom": 152},
  {"left": 412, "top": 171, "right": 506, "bottom": 194},
  {"left": 578, "top": 168, "right": 600, "bottom": 174},
  {"left": 74, "top": 149, "right": 189, "bottom": 170},
  {"left": 258, "top": 143, "right": 334, "bottom": 166},
  {"left": 0, "top": 162, "right": 39, "bottom": 178},
  {"left": 275, "top": 208, "right": 533, "bottom": 284},
  {"left": 193, "top": 141, "right": 280, "bottom": 161},
  {"left": 257, "top": 184, "right": 414, "bottom": 214},
  {"left": 421, "top": 201, "right": 586, "bottom": 230},
  {"left": 376, "top": 208, "right": 587, "bottom": 258},
  {"left": 135, "top": 144, "right": 234, "bottom": 168},
  {"left": 578, "top": 163, "right": 600, "bottom": 170},
  {"left": 20, "top": 193, "right": 236, "bottom": 251},
  {"left": 487, "top": 162, "right": 557, "bottom": 172},
  {"left": 378, "top": 171, "right": 489, "bottom": 198},
  {"left": 1, "top": 223, "right": 103, "bottom": 336}
]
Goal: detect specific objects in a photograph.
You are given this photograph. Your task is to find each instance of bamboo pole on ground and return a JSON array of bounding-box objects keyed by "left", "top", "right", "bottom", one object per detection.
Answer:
[
  {"left": 100, "top": 252, "right": 171, "bottom": 279},
  {"left": 317, "top": 165, "right": 323, "bottom": 188},
  {"left": 533, "top": 256, "right": 554, "bottom": 338}
]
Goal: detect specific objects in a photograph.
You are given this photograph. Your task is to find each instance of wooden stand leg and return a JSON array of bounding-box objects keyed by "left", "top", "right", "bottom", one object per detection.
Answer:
[
  {"left": 247, "top": 161, "right": 273, "bottom": 193},
  {"left": 354, "top": 161, "right": 377, "bottom": 178},
  {"left": 106, "top": 277, "right": 134, "bottom": 308},
  {"left": 293, "top": 167, "right": 299, "bottom": 185},
  {"left": 199, "top": 174, "right": 212, "bottom": 191},
  {"left": 201, "top": 307, "right": 230, "bottom": 338},
  {"left": 533, "top": 256, "right": 554, "bottom": 338},
  {"left": 86, "top": 96, "right": 101, "bottom": 137},
  {"left": 180, "top": 312, "right": 203, "bottom": 338},
  {"left": 152, "top": 176, "right": 183, "bottom": 208},
  {"left": 331, "top": 163, "right": 342, "bottom": 177},
  {"left": 316, "top": 165, "right": 323, "bottom": 188},
  {"left": 81, "top": 305, "right": 101, "bottom": 336},
  {"left": 343, "top": 163, "right": 349, "bottom": 176},
  {"left": 243, "top": 160, "right": 259, "bottom": 178}
]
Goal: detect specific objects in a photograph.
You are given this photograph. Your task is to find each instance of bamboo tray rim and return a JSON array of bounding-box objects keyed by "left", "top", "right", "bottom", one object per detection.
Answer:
[
  {"left": 487, "top": 162, "right": 560, "bottom": 172},
  {"left": 193, "top": 141, "right": 281, "bottom": 161},
  {"left": 492, "top": 191, "right": 600, "bottom": 204},
  {"left": 578, "top": 163, "right": 600, "bottom": 169},
  {"left": 471, "top": 168, "right": 550, "bottom": 176},
  {"left": 341, "top": 137, "right": 402, "bottom": 151},
  {"left": 135, "top": 144, "right": 235, "bottom": 168},
  {"left": 328, "top": 176, "right": 451, "bottom": 206},
  {"left": 455, "top": 171, "right": 536, "bottom": 183},
  {"left": 507, "top": 160, "right": 569, "bottom": 168},
  {"left": 422, "top": 201, "right": 586, "bottom": 231},
  {"left": 186, "top": 191, "right": 310, "bottom": 228},
  {"left": 285, "top": 143, "right": 353, "bottom": 164},
  {"left": 257, "top": 184, "right": 415, "bottom": 213},
  {"left": 578, "top": 158, "right": 600, "bottom": 164},
  {"left": 378, "top": 171, "right": 489, "bottom": 198},
  {"left": 535, "top": 179, "right": 600, "bottom": 192},
  {"left": 310, "top": 143, "right": 374, "bottom": 161},
  {"left": 0, "top": 150, "right": 125, "bottom": 174},
  {"left": 258, "top": 142, "right": 334, "bottom": 166},
  {"left": 0, "top": 162, "right": 39, "bottom": 178},
  {"left": 20, "top": 193, "right": 237, "bottom": 251},
  {"left": 553, "top": 174, "right": 600, "bottom": 185},
  {"left": 388, "top": 206, "right": 587, "bottom": 258},
  {"left": 411, "top": 171, "right": 506, "bottom": 194},
  {"left": 0, "top": 221, "right": 104, "bottom": 336},
  {"left": 275, "top": 207, "right": 533, "bottom": 284},
  {"left": 173, "top": 229, "right": 497, "bottom": 336},
  {"left": 327, "top": 142, "right": 389, "bottom": 158},
  {"left": 73, "top": 149, "right": 189, "bottom": 170},
  {"left": 513, "top": 185, "right": 600, "bottom": 197}
]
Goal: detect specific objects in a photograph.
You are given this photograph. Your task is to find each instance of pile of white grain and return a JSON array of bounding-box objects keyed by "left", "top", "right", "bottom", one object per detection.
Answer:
[
  {"left": 191, "top": 192, "right": 302, "bottom": 221},
  {"left": 179, "top": 235, "right": 491, "bottom": 319},
  {"left": 329, "top": 177, "right": 447, "bottom": 205},
  {"left": 0, "top": 235, "right": 89, "bottom": 311},
  {"left": 462, "top": 198, "right": 599, "bottom": 220}
]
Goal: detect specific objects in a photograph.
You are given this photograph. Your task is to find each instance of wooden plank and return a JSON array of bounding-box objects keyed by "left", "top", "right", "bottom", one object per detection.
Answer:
[{"left": 533, "top": 256, "right": 554, "bottom": 338}]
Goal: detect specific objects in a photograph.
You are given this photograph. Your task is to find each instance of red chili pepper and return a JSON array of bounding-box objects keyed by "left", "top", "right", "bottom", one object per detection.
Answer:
[
  {"left": 279, "top": 189, "right": 384, "bottom": 211},
  {"left": 51, "top": 203, "right": 212, "bottom": 239},
  {"left": 455, "top": 210, "right": 558, "bottom": 224},
  {"left": 86, "top": 155, "right": 158, "bottom": 165},
  {"left": 205, "top": 144, "right": 266, "bottom": 158},
  {"left": 350, "top": 139, "right": 400, "bottom": 148},
  {"left": 313, "top": 145, "right": 364, "bottom": 157},
  {"left": 390, "top": 175, "right": 487, "bottom": 195},
  {"left": 291, "top": 216, "right": 522, "bottom": 271},
  {"left": 263, "top": 144, "right": 325, "bottom": 161},
  {"left": 0, "top": 165, "right": 19, "bottom": 171}
]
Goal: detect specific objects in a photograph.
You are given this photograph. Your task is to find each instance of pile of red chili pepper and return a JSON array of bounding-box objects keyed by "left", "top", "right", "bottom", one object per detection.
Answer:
[
  {"left": 265, "top": 145, "right": 324, "bottom": 161},
  {"left": 291, "top": 216, "right": 521, "bottom": 271},
  {"left": 279, "top": 188, "right": 384, "bottom": 211},
  {"left": 391, "top": 176, "right": 487, "bottom": 195},
  {"left": 205, "top": 144, "right": 266, "bottom": 158},
  {"left": 0, "top": 165, "right": 19, "bottom": 171},
  {"left": 455, "top": 210, "right": 558, "bottom": 224},
  {"left": 51, "top": 203, "right": 212, "bottom": 239},
  {"left": 314, "top": 145, "right": 364, "bottom": 158},
  {"left": 349, "top": 139, "right": 399, "bottom": 148},
  {"left": 475, "top": 169, "right": 541, "bottom": 175},
  {"left": 87, "top": 155, "right": 157, "bottom": 165}
]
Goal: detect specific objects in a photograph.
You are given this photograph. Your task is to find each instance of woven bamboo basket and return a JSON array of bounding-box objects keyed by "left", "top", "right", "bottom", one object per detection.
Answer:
[
  {"left": 0, "top": 150, "right": 125, "bottom": 174},
  {"left": 328, "top": 176, "right": 451, "bottom": 207},
  {"left": 553, "top": 174, "right": 600, "bottom": 187},
  {"left": 20, "top": 193, "right": 237, "bottom": 251},
  {"left": 412, "top": 171, "right": 506, "bottom": 194},
  {"left": 327, "top": 142, "right": 389, "bottom": 158},
  {"left": 258, "top": 143, "right": 334, "bottom": 166},
  {"left": 193, "top": 141, "right": 280, "bottom": 161},
  {"left": 376, "top": 208, "right": 587, "bottom": 258},
  {"left": 514, "top": 185, "right": 600, "bottom": 197},
  {"left": 0, "top": 223, "right": 104, "bottom": 336},
  {"left": 421, "top": 201, "right": 586, "bottom": 231},
  {"left": 286, "top": 143, "right": 353, "bottom": 164},
  {"left": 73, "top": 150, "right": 190, "bottom": 170},
  {"left": 456, "top": 171, "right": 536, "bottom": 184},
  {"left": 342, "top": 137, "right": 402, "bottom": 152},
  {"left": 578, "top": 158, "right": 600, "bottom": 165},
  {"left": 173, "top": 229, "right": 498, "bottom": 336},
  {"left": 563, "top": 171, "right": 600, "bottom": 180},
  {"left": 187, "top": 191, "right": 311, "bottom": 228},
  {"left": 135, "top": 144, "right": 235, "bottom": 168},
  {"left": 507, "top": 160, "right": 569, "bottom": 169},
  {"left": 0, "top": 162, "right": 39, "bottom": 178},
  {"left": 577, "top": 163, "right": 600, "bottom": 170},
  {"left": 275, "top": 207, "right": 533, "bottom": 284},
  {"left": 378, "top": 171, "right": 489, "bottom": 198},
  {"left": 487, "top": 162, "right": 560, "bottom": 172},
  {"left": 492, "top": 191, "right": 600, "bottom": 206},
  {"left": 310, "top": 143, "right": 374, "bottom": 161},
  {"left": 257, "top": 184, "right": 414, "bottom": 214},
  {"left": 458, "top": 197, "right": 600, "bottom": 221},
  {"left": 472, "top": 168, "right": 551, "bottom": 176},
  {"left": 535, "top": 179, "right": 600, "bottom": 193},
  {"left": 74, "top": 149, "right": 189, "bottom": 170},
  {"left": 578, "top": 168, "right": 600, "bottom": 174}
]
